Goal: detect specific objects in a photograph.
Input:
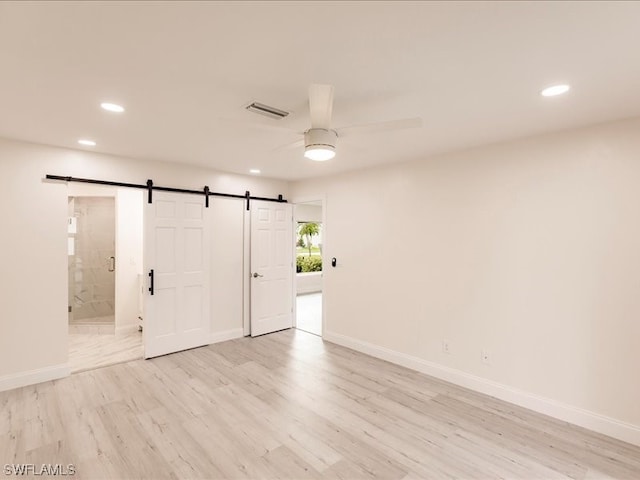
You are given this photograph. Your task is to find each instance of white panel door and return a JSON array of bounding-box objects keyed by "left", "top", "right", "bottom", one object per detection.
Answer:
[
  {"left": 250, "top": 201, "right": 293, "bottom": 337},
  {"left": 144, "top": 192, "right": 210, "bottom": 358}
]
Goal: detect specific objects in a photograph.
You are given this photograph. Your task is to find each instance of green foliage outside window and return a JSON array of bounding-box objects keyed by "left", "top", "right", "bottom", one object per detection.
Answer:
[{"left": 296, "top": 256, "right": 322, "bottom": 273}]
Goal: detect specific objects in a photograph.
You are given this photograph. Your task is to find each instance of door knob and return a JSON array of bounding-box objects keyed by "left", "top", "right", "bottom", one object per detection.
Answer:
[{"left": 253, "top": 272, "right": 263, "bottom": 278}]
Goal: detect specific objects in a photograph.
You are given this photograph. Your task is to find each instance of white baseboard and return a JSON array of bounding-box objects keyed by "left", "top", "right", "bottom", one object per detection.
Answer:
[
  {"left": 324, "top": 331, "right": 640, "bottom": 447},
  {"left": 0, "top": 364, "right": 70, "bottom": 393},
  {"left": 210, "top": 328, "right": 244, "bottom": 345}
]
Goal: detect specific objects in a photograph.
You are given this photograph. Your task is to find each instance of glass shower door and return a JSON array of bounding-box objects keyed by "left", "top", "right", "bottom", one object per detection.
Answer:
[{"left": 68, "top": 196, "right": 116, "bottom": 327}]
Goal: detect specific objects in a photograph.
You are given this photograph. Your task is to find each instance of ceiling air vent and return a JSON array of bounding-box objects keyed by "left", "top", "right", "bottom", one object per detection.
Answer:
[{"left": 245, "top": 102, "right": 289, "bottom": 120}]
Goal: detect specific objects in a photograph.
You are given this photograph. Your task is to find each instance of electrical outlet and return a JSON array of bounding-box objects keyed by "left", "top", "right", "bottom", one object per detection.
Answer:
[
  {"left": 442, "top": 340, "right": 451, "bottom": 354},
  {"left": 481, "top": 349, "right": 491, "bottom": 365}
]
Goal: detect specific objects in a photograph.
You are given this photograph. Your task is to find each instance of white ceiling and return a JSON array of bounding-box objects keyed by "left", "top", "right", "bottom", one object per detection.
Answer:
[{"left": 1, "top": 1, "right": 639, "bottom": 180}]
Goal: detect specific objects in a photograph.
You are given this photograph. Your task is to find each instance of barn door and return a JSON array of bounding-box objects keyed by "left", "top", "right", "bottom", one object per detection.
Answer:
[{"left": 143, "top": 191, "right": 210, "bottom": 358}]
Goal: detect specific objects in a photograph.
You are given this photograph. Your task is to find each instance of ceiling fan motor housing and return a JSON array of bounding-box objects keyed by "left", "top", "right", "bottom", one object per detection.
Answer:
[{"left": 304, "top": 128, "right": 338, "bottom": 150}]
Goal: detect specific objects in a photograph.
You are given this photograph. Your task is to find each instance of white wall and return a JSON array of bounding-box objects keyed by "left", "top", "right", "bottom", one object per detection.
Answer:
[
  {"left": 291, "top": 117, "right": 640, "bottom": 445},
  {"left": 0, "top": 145, "right": 69, "bottom": 385},
  {"left": 0, "top": 137, "right": 288, "bottom": 389},
  {"left": 210, "top": 197, "right": 246, "bottom": 342},
  {"left": 296, "top": 272, "right": 322, "bottom": 295},
  {"left": 115, "top": 188, "right": 144, "bottom": 333},
  {"left": 296, "top": 203, "right": 322, "bottom": 223}
]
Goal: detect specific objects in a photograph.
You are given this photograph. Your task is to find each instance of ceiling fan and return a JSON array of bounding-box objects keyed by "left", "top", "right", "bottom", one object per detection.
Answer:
[
  {"left": 245, "top": 84, "right": 423, "bottom": 161},
  {"left": 301, "top": 84, "right": 422, "bottom": 161}
]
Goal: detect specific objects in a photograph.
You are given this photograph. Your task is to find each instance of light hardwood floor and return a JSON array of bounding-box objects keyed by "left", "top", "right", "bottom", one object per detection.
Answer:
[{"left": 2, "top": 329, "right": 639, "bottom": 479}]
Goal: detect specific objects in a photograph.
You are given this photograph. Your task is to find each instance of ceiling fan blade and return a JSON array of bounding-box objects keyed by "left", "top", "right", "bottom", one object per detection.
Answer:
[
  {"left": 273, "top": 138, "right": 304, "bottom": 153},
  {"left": 309, "top": 84, "right": 334, "bottom": 129},
  {"left": 336, "top": 117, "right": 423, "bottom": 138},
  {"left": 217, "top": 117, "right": 299, "bottom": 135}
]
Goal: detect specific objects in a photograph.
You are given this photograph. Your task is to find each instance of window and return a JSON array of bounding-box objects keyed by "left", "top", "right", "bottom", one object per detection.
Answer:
[{"left": 296, "top": 222, "right": 322, "bottom": 273}]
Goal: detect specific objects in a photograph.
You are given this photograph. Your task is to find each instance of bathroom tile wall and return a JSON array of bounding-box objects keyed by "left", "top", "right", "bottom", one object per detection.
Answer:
[{"left": 69, "top": 197, "right": 115, "bottom": 323}]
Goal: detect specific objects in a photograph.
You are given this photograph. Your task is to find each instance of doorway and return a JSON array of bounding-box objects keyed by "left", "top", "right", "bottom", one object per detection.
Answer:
[
  {"left": 249, "top": 200, "right": 294, "bottom": 337},
  {"left": 67, "top": 185, "right": 144, "bottom": 373},
  {"left": 294, "top": 200, "right": 324, "bottom": 336}
]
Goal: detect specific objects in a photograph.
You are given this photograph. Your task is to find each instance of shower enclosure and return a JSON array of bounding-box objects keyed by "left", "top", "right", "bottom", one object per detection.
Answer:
[{"left": 68, "top": 196, "right": 116, "bottom": 329}]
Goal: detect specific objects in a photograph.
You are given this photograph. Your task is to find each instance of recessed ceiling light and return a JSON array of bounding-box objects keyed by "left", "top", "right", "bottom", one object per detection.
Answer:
[
  {"left": 249, "top": 169, "right": 261, "bottom": 174},
  {"left": 541, "top": 84, "right": 570, "bottom": 97},
  {"left": 100, "top": 102, "right": 125, "bottom": 113},
  {"left": 77, "top": 139, "right": 96, "bottom": 146}
]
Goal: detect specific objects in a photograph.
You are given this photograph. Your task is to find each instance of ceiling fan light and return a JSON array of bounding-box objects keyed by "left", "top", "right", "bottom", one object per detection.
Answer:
[
  {"left": 303, "top": 128, "right": 338, "bottom": 161},
  {"left": 304, "top": 146, "right": 335, "bottom": 161}
]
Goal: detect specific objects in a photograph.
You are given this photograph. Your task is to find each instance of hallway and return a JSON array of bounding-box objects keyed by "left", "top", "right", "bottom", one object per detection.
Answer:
[{"left": 296, "top": 292, "right": 322, "bottom": 336}]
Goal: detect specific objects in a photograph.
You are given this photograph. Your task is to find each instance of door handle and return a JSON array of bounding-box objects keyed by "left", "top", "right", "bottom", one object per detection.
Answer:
[
  {"left": 108, "top": 256, "right": 115, "bottom": 272},
  {"left": 149, "top": 269, "right": 154, "bottom": 295},
  {"left": 252, "top": 272, "right": 263, "bottom": 278}
]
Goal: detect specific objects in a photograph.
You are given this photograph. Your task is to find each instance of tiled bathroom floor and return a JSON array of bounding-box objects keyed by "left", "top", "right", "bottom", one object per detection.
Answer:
[
  {"left": 69, "top": 314, "right": 114, "bottom": 325},
  {"left": 68, "top": 329, "right": 143, "bottom": 373},
  {"left": 69, "top": 323, "right": 115, "bottom": 334}
]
